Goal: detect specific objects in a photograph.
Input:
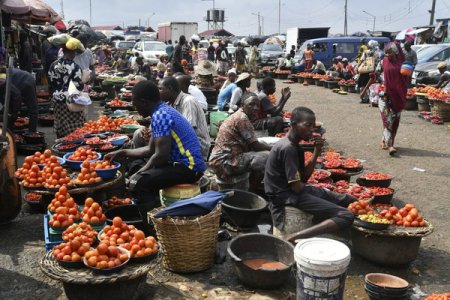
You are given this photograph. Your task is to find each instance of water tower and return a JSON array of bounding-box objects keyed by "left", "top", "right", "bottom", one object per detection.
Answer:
[{"left": 205, "top": 8, "right": 225, "bottom": 30}]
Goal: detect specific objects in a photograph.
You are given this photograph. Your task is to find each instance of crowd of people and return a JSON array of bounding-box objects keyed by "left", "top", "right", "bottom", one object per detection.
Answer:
[{"left": 0, "top": 28, "right": 420, "bottom": 241}]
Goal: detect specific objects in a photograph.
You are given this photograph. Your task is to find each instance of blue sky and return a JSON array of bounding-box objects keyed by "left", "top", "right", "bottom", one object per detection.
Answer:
[{"left": 46, "top": 0, "right": 450, "bottom": 35}]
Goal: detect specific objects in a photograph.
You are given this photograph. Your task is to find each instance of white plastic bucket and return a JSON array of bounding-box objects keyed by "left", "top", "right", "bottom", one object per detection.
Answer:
[{"left": 294, "top": 238, "right": 351, "bottom": 300}]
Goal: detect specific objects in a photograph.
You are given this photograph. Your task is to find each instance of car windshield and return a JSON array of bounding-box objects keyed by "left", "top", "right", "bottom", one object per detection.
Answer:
[
  {"left": 262, "top": 44, "right": 282, "bottom": 51},
  {"left": 417, "top": 46, "right": 447, "bottom": 61},
  {"left": 118, "top": 42, "right": 135, "bottom": 49},
  {"left": 143, "top": 43, "right": 166, "bottom": 51}
]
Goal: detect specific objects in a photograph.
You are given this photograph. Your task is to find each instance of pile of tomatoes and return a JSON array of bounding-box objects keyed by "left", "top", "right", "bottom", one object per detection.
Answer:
[
  {"left": 341, "top": 158, "right": 362, "bottom": 169},
  {"left": 79, "top": 115, "right": 137, "bottom": 133},
  {"left": 17, "top": 164, "right": 45, "bottom": 188},
  {"left": 347, "top": 200, "right": 374, "bottom": 215},
  {"left": 53, "top": 237, "right": 91, "bottom": 262},
  {"left": 347, "top": 185, "right": 373, "bottom": 200},
  {"left": 361, "top": 172, "right": 392, "bottom": 180},
  {"left": 108, "top": 98, "right": 132, "bottom": 107},
  {"left": 62, "top": 223, "right": 97, "bottom": 245},
  {"left": 75, "top": 160, "right": 103, "bottom": 185},
  {"left": 368, "top": 187, "right": 394, "bottom": 196},
  {"left": 48, "top": 186, "right": 77, "bottom": 213},
  {"left": 43, "top": 160, "right": 73, "bottom": 189},
  {"left": 81, "top": 197, "right": 107, "bottom": 224},
  {"left": 84, "top": 243, "right": 129, "bottom": 269},
  {"left": 308, "top": 170, "right": 331, "bottom": 183},
  {"left": 25, "top": 192, "right": 42, "bottom": 202},
  {"left": 68, "top": 147, "right": 99, "bottom": 162},
  {"left": 49, "top": 206, "right": 80, "bottom": 228},
  {"left": 379, "top": 204, "right": 427, "bottom": 227},
  {"left": 103, "top": 197, "right": 133, "bottom": 210},
  {"left": 99, "top": 217, "right": 136, "bottom": 246},
  {"left": 94, "top": 160, "right": 116, "bottom": 170},
  {"left": 425, "top": 293, "right": 450, "bottom": 300}
]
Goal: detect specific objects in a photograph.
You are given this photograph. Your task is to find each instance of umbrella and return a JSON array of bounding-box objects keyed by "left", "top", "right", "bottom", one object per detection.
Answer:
[
  {"left": 396, "top": 28, "right": 416, "bottom": 41},
  {"left": 264, "top": 36, "right": 282, "bottom": 45},
  {"left": 0, "top": 0, "right": 61, "bottom": 23},
  {"left": 154, "top": 191, "right": 227, "bottom": 218}
]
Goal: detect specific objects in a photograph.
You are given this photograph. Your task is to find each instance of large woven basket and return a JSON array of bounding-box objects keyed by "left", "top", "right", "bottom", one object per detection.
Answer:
[
  {"left": 148, "top": 204, "right": 221, "bottom": 273},
  {"left": 429, "top": 99, "right": 450, "bottom": 121}
]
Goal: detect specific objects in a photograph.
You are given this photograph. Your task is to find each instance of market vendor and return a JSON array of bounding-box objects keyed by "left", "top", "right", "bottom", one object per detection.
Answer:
[
  {"left": 308, "top": 59, "right": 326, "bottom": 75},
  {"left": 160, "top": 76, "right": 211, "bottom": 160},
  {"left": 340, "top": 58, "right": 355, "bottom": 80},
  {"left": 434, "top": 62, "right": 450, "bottom": 89},
  {"left": 253, "top": 77, "right": 290, "bottom": 136},
  {"left": 106, "top": 80, "right": 205, "bottom": 210},
  {"left": 264, "top": 107, "right": 356, "bottom": 242},
  {"left": 209, "top": 92, "right": 271, "bottom": 192},
  {"left": 0, "top": 67, "right": 38, "bottom": 132}
]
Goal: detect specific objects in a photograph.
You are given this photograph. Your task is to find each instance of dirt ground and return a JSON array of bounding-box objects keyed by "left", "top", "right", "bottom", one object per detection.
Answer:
[{"left": 1, "top": 80, "right": 450, "bottom": 300}]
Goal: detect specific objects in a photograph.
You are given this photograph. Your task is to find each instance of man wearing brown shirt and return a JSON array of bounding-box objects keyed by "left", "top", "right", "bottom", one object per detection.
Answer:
[{"left": 209, "top": 93, "right": 271, "bottom": 190}]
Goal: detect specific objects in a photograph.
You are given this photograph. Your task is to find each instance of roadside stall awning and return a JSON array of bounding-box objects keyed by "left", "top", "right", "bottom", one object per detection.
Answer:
[{"left": 1, "top": 0, "right": 61, "bottom": 23}]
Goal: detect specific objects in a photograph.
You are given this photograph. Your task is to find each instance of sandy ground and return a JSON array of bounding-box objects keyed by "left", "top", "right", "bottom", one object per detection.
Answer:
[{"left": 1, "top": 80, "right": 449, "bottom": 300}]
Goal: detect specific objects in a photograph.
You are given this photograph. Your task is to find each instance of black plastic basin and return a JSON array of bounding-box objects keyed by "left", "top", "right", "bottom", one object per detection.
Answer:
[
  {"left": 227, "top": 233, "right": 295, "bottom": 289},
  {"left": 221, "top": 189, "right": 267, "bottom": 228}
]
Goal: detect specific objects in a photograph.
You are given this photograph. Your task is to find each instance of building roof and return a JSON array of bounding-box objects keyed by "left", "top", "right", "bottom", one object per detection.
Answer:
[
  {"left": 199, "top": 29, "right": 233, "bottom": 37},
  {"left": 92, "top": 25, "right": 123, "bottom": 31}
]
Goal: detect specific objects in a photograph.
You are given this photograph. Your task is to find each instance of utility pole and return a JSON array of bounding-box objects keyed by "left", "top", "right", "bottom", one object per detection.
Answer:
[
  {"left": 344, "top": 0, "right": 348, "bottom": 36},
  {"left": 262, "top": 16, "right": 264, "bottom": 35},
  {"left": 89, "top": 0, "right": 92, "bottom": 26},
  {"left": 429, "top": 0, "right": 437, "bottom": 25},
  {"left": 363, "top": 10, "right": 376, "bottom": 32},
  {"left": 278, "top": 0, "right": 281, "bottom": 35},
  {"left": 60, "top": 0, "right": 64, "bottom": 19},
  {"left": 252, "top": 12, "right": 261, "bottom": 36}
]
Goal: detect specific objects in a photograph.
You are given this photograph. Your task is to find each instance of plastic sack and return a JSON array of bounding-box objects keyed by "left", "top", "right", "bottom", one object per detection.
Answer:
[
  {"left": 48, "top": 34, "right": 70, "bottom": 47},
  {"left": 369, "top": 83, "right": 381, "bottom": 105},
  {"left": 67, "top": 81, "right": 91, "bottom": 112}
]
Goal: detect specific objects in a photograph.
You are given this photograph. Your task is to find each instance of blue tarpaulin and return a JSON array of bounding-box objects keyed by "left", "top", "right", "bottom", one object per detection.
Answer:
[{"left": 154, "top": 191, "right": 225, "bottom": 218}]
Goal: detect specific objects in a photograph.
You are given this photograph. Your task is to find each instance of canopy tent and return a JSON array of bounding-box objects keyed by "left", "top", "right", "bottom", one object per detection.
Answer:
[
  {"left": 394, "top": 28, "right": 429, "bottom": 41},
  {"left": 0, "top": 0, "right": 61, "bottom": 23}
]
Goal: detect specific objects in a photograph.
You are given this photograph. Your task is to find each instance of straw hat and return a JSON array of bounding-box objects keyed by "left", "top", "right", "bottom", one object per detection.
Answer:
[
  {"left": 437, "top": 62, "right": 447, "bottom": 69},
  {"left": 235, "top": 72, "right": 251, "bottom": 83},
  {"left": 195, "top": 60, "right": 217, "bottom": 76}
]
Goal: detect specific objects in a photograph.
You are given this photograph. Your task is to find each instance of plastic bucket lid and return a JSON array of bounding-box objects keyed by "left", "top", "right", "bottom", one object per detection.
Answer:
[{"left": 294, "top": 238, "right": 351, "bottom": 273}]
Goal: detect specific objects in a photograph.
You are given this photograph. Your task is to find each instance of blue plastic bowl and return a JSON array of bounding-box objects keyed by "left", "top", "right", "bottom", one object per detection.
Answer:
[
  {"left": 108, "top": 135, "right": 128, "bottom": 146},
  {"left": 63, "top": 152, "right": 102, "bottom": 170},
  {"left": 94, "top": 161, "right": 121, "bottom": 180}
]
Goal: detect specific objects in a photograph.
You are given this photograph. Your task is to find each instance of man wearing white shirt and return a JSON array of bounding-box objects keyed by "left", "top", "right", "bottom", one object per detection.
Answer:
[{"left": 175, "top": 74, "right": 208, "bottom": 111}]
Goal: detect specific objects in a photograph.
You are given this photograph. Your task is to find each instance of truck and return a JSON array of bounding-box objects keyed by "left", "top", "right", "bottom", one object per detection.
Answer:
[
  {"left": 286, "top": 27, "right": 330, "bottom": 53},
  {"left": 157, "top": 22, "right": 198, "bottom": 43}
]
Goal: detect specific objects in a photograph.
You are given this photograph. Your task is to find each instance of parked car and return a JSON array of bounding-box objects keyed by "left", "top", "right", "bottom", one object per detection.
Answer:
[
  {"left": 415, "top": 43, "right": 450, "bottom": 64},
  {"left": 132, "top": 41, "right": 167, "bottom": 65},
  {"left": 411, "top": 44, "right": 450, "bottom": 85},
  {"left": 294, "top": 37, "right": 390, "bottom": 68},
  {"left": 113, "top": 40, "right": 136, "bottom": 52},
  {"left": 258, "top": 43, "right": 284, "bottom": 65}
]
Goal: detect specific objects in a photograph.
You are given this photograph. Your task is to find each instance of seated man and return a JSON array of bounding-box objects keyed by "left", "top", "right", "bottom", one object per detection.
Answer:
[
  {"left": 264, "top": 107, "right": 356, "bottom": 242},
  {"left": 160, "top": 76, "right": 211, "bottom": 161},
  {"left": 253, "top": 77, "right": 290, "bottom": 136},
  {"left": 107, "top": 80, "right": 205, "bottom": 211},
  {"left": 209, "top": 93, "right": 271, "bottom": 191},
  {"left": 175, "top": 73, "right": 208, "bottom": 111},
  {"left": 309, "top": 59, "right": 326, "bottom": 75}
]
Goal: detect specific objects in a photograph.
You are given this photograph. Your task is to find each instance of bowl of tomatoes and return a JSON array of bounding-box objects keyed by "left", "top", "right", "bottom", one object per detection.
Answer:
[
  {"left": 357, "top": 172, "right": 393, "bottom": 188},
  {"left": 83, "top": 243, "right": 130, "bottom": 274},
  {"left": 63, "top": 149, "right": 102, "bottom": 170},
  {"left": 22, "top": 132, "right": 46, "bottom": 144},
  {"left": 94, "top": 160, "right": 121, "bottom": 180},
  {"left": 368, "top": 187, "right": 395, "bottom": 204}
]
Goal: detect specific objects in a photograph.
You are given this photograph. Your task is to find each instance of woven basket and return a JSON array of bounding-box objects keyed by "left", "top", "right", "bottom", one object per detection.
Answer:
[
  {"left": 429, "top": 99, "right": 450, "bottom": 121},
  {"left": 148, "top": 204, "right": 221, "bottom": 273}
]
